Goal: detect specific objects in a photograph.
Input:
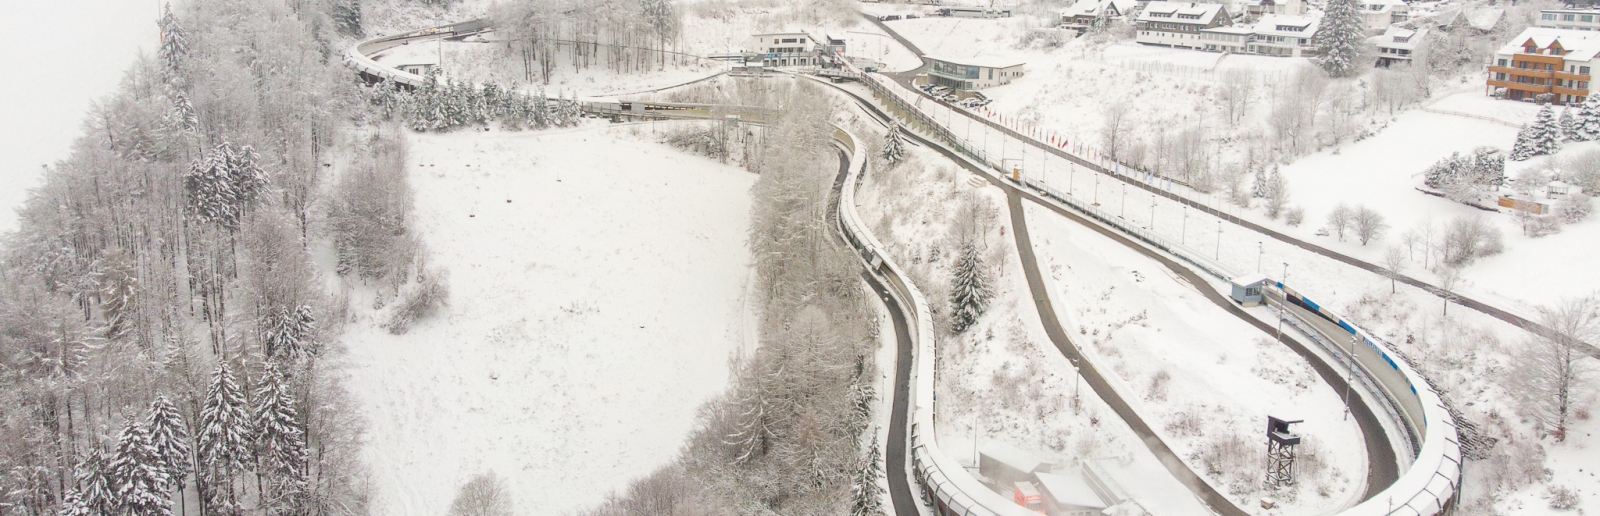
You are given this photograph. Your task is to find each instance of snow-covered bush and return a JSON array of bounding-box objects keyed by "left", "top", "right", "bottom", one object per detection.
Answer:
[
  {"left": 1284, "top": 206, "right": 1305, "bottom": 226},
  {"left": 1560, "top": 149, "right": 1600, "bottom": 193},
  {"left": 1549, "top": 485, "right": 1581, "bottom": 510},
  {"left": 449, "top": 472, "right": 514, "bottom": 516},
  {"left": 386, "top": 267, "right": 450, "bottom": 335},
  {"left": 1557, "top": 192, "right": 1592, "bottom": 223},
  {"left": 1514, "top": 209, "right": 1562, "bottom": 238},
  {"left": 1440, "top": 215, "right": 1504, "bottom": 267}
]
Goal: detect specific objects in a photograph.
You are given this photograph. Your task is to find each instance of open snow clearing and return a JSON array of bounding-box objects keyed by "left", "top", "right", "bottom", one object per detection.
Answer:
[{"left": 342, "top": 125, "right": 755, "bottom": 514}]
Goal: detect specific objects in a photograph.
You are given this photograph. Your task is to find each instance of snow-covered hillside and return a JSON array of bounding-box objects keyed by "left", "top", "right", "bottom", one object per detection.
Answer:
[{"left": 341, "top": 124, "right": 756, "bottom": 514}]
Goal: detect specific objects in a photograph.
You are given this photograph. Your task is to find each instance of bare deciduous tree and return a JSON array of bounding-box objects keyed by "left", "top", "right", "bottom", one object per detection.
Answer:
[
  {"left": 450, "top": 472, "right": 515, "bottom": 516},
  {"left": 1383, "top": 245, "right": 1407, "bottom": 294},
  {"left": 1354, "top": 206, "right": 1388, "bottom": 245},
  {"left": 1219, "top": 70, "right": 1254, "bottom": 124},
  {"left": 1326, "top": 203, "right": 1354, "bottom": 241},
  {"left": 1512, "top": 297, "right": 1598, "bottom": 441},
  {"left": 1101, "top": 99, "right": 1134, "bottom": 161}
]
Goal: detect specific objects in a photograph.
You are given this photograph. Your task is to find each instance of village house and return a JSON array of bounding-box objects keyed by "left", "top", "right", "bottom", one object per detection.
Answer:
[
  {"left": 1486, "top": 27, "right": 1600, "bottom": 104},
  {"left": 1135, "top": 2, "right": 1234, "bottom": 50},
  {"left": 923, "top": 54, "right": 1027, "bottom": 90},
  {"left": 1249, "top": 14, "right": 1320, "bottom": 56},
  {"left": 1373, "top": 26, "right": 1428, "bottom": 67},
  {"left": 1362, "top": 0, "right": 1409, "bottom": 32},
  {"left": 1060, "top": 0, "right": 1137, "bottom": 33}
]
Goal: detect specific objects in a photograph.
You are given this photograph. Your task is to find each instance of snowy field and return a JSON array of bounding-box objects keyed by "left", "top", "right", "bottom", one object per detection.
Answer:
[
  {"left": 1026, "top": 203, "right": 1367, "bottom": 514},
  {"left": 0, "top": 0, "right": 160, "bottom": 233},
  {"left": 341, "top": 123, "right": 755, "bottom": 514}
]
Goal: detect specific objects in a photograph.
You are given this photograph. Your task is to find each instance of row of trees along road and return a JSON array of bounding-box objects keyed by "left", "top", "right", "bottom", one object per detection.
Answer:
[{"left": 1, "top": 1, "right": 385, "bottom": 514}]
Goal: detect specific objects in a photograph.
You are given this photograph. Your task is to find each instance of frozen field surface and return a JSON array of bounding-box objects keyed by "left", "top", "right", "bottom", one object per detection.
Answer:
[{"left": 343, "top": 125, "right": 755, "bottom": 514}]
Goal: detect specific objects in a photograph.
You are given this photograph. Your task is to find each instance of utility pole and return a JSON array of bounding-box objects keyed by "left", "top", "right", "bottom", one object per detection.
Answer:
[
  {"left": 1150, "top": 196, "right": 1157, "bottom": 230},
  {"left": 1182, "top": 206, "right": 1189, "bottom": 245},
  {"left": 1215, "top": 220, "right": 1223, "bottom": 260},
  {"left": 1257, "top": 241, "right": 1264, "bottom": 273},
  {"left": 1120, "top": 182, "right": 1127, "bottom": 218}
]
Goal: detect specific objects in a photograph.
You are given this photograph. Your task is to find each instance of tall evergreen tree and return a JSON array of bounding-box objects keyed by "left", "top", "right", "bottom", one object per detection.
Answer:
[
  {"left": 1531, "top": 104, "right": 1563, "bottom": 157},
  {"left": 184, "top": 140, "right": 270, "bottom": 231},
  {"left": 253, "top": 364, "right": 307, "bottom": 486},
  {"left": 262, "top": 304, "right": 316, "bottom": 363},
  {"left": 1511, "top": 123, "right": 1537, "bottom": 161},
  {"left": 1314, "top": 0, "right": 1365, "bottom": 78},
  {"left": 882, "top": 125, "right": 905, "bottom": 166},
  {"left": 1576, "top": 94, "right": 1600, "bottom": 141},
  {"left": 73, "top": 448, "right": 115, "bottom": 515},
  {"left": 949, "top": 242, "right": 992, "bottom": 333},
  {"left": 199, "top": 362, "right": 253, "bottom": 480},
  {"left": 146, "top": 394, "right": 193, "bottom": 489},
  {"left": 109, "top": 420, "right": 171, "bottom": 516},
  {"left": 332, "top": 0, "right": 362, "bottom": 37},
  {"left": 1251, "top": 165, "right": 1269, "bottom": 198},
  {"left": 1559, "top": 106, "right": 1577, "bottom": 141},
  {"left": 157, "top": 3, "right": 189, "bottom": 82},
  {"left": 851, "top": 437, "right": 886, "bottom": 516}
]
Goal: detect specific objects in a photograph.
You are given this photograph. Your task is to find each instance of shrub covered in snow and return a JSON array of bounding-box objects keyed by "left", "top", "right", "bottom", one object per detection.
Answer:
[{"left": 386, "top": 267, "right": 450, "bottom": 335}]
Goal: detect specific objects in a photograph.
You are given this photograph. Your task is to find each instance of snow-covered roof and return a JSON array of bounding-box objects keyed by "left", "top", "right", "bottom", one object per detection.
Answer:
[
  {"left": 1363, "top": 0, "right": 1405, "bottom": 12},
  {"left": 1496, "top": 27, "right": 1600, "bottom": 61},
  {"left": 924, "top": 53, "right": 1026, "bottom": 69},
  {"left": 1253, "top": 14, "right": 1320, "bottom": 37},
  {"left": 1035, "top": 471, "right": 1107, "bottom": 510},
  {"left": 1230, "top": 272, "right": 1270, "bottom": 288},
  {"left": 1137, "top": 1, "right": 1228, "bottom": 25},
  {"left": 1203, "top": 25, "right": 1258, "bottom": 35},
  {"left": 1376, "top": 26, "right": 1428, "bottom": 50},
  {"left": 1469, "top": 8, "right": 1504, "bottom": 31},
  {"left": 978, "top": 441, "right": 1043, "bottom": 474},
  {"left": 1062, "top": 0, "right": 1137, "bottom": 18}
]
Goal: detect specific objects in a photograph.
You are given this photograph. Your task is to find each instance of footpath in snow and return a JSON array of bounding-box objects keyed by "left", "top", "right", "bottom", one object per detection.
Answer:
[{"left": 342, "top": 125, "right": 756, "bottom": 514}]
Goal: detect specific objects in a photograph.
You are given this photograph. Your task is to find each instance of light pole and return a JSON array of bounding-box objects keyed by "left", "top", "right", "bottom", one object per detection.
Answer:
[
  {"left": 1215, "top": 220, "right": 1223, "bottom": 260},
  {"left": 1344, "top": 333, "right": 1357, "bottom": 421},
  {"left": 1274, "top": 262, "right": 1288, "bottom": 348},
  {"left": 1150, "top": 195, "right": 1157, "bottom": 231},
  {"left": 1182, "top": 206, "right": 1189, "bottom": 245},
  {"left": 1257, "top": 241, "right": 1263, "bottom": 273},
  {"left": 1094, "top": 175, "right": 1101, "bottom": 206},
  {"left": 1069, "top": 163, "right": 1076, "bottom": 197},
  {"left": 1120, "top": 182, "right": 1127, "bottom": 218},
  {"left": 1071, "top": 357, "right": 1082, "bottom": 411}
]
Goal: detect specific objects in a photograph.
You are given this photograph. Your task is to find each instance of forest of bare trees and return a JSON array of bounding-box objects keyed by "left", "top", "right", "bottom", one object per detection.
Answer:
[
  {"left": 0, "top": 0, "right": 383, "bottom": 514},
  {"left": 489, "top": 0, "right": 685, "bottom": 85}
]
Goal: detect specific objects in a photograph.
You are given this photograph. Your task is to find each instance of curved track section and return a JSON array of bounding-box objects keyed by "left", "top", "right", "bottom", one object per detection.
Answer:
[
  {"left": 344, "top": 20, "right": 491, "bottom": 88},
  {"left": 830, "top": 56, "right": 1461, "bottom": 515}
]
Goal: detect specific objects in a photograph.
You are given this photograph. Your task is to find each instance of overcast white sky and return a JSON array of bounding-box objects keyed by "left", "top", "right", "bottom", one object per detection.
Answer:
[{"left": 0, "top": 0, "right": 162, "bottom": 234}]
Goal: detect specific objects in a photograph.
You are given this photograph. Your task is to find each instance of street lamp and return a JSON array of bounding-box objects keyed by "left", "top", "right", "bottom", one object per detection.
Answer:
[
  {"left": 1257, "top": 241, "right": 1264, "bottom": 273},
  {"left": 1344, "top": 333, "right": 1357, "bottom": 421},
  {"left": 1182, "top": 206, "right": 1189, "bottom": 245},
  {"left": 1215, "top": 220, "right": 1223, "bottom": 260},
  {"left": 1150, "top": 195, "right": 1157, "bottom": 231},
  {"left": 1071, "top": 357, "right": 1082, "bottom": 411},
  {"left": 1274, "top": 262, "right": 1288, "bottom": 348}
]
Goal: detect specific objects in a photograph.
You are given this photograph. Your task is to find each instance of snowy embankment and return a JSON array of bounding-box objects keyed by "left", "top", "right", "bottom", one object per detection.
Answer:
[
  {"left": 341, "top": 124, "right": 755, "bottom": 514},
  {"left": 1025, "top": 203, "right": 1367, "bottom": 514}
]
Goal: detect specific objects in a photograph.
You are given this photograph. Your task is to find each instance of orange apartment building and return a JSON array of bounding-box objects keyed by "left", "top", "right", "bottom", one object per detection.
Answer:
[{"left": 1487, "top": 28, "right": 1600, "bottom": 104}]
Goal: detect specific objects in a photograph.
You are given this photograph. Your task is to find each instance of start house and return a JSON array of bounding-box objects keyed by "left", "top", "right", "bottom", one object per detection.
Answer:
[
  {"left": 749, "top": 32, "right": 820, "bottom": 67},
  {"left": 1487, "top": 27, "right": 1600, "bottom": 104},
  {"left": 924, "top": 54, "right": 1027, "bottom": 90}
]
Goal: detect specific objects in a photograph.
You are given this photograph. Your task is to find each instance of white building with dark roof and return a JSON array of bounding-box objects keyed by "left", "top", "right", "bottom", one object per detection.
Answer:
[
  {"left": 1487, "top": 27, "right": 1600, "bottom": 104},
  {"left": 1135, "top": 2, "right": 1234, "bottom": 49}
]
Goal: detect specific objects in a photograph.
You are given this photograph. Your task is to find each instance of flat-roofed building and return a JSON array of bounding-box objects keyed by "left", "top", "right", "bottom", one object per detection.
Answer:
[
  {"left": 924, "top": 54, "right": 1027, "bottom": 90},
  {"left": 1537, "top": 9, "right": 1600, "bottom": 31},
  {"left": 748, "top": 32, "right": 820, "bottom": 67}
]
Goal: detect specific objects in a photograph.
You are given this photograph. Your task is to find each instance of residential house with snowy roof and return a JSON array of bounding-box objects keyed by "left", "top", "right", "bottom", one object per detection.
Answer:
[
  {"left": 1248, "top": 14, "right": 1320, "bottom": 57},
  {"left": 1362, "top": 0, "right": 1409, "bottom": 32},
  {"left": 1240, "top": 0, "right": 1305, "bottom": 18},
  {"left": 1061, "top": 0, "right": 1137, "bottom": 32},
  {"left": 1373, "top": 26, "right": 1428, "bottom": 67},
  {"left": 1135, "top": 2, "right": 1234, "bottom": 49},
  {"left": 1486, "top": 27, "right": 1600, "bottom": 104},
  {"left": 1537, "top": 9, "right": 1600, "bottom": 30}
]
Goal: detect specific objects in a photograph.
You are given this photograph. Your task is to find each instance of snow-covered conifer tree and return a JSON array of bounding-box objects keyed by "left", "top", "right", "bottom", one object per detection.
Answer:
[
  {"left": 1511, "top": 124, "right": 1537, "bottom": 161},
  {"left": 949, "top": 242, "right": 992, "bottom": 333},
  {"left": 1424, "top": 152, "right": 1465, "bottom": 189},
  {"left": 332, "top": 0, "right": 361, "bottom": 36},
  {"left": 1531, "top": 104, "right": 1563, "bottom": 157},
  {"left": 146, "top": 394, "right": 192, "bottom": 488},
  {"left": 1575, "top": 94, "right": 1600, "bottom": 141},
  {"left": 74, "top": 448, "right": 114, "bottom": 515},
  {"left": 851, "top": 437, "right": 886, "bottom": 516},
  {"left": 184, "top": 141, "right": 270, "bottom": 231},
  {"left": 253, "top": 364, "right": 307, "bottom": 487},
  {"left": 1559, "top": 106, "right": 1577, "bottom": 141},
  {"left": 882, "top": 125, "right": 905, "bottom": 166},
  {"left": 199, "top": 362, "right": 253, "bottom": 478},
  {"left": 58, "top": 490, "right": 92, "bottom": 516},
  {"left": 158, "top": 3, "right": 190, "bottom": 81},
  {"left": 1251, "top": 165, "right": 1268, "bottom": 198},
  {"left": 109, "top": 420, "right": 171, "bottom": 516},
  {"left": 1471, "top": 147, "right": 1506, "bottom": 188},
  {"left": 1314, "top": 0, "right": 1365, "bottom": 78},
  {"left": 262, "top": 304, "right": 316, "bottom": 362}
]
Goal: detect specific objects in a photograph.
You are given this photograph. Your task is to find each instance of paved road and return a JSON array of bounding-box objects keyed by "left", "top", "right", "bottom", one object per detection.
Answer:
[
  {"left": 863, "top": 16, "right": 1598, "bottom": 359},
  {"left": 830, "top": 147, "right": 919, "bottom": 516}
]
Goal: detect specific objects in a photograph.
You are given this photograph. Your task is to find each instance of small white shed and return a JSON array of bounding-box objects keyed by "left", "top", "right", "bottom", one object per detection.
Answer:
[{"left": 1230, "top": 273, "right": 1270, "bottom": 307}]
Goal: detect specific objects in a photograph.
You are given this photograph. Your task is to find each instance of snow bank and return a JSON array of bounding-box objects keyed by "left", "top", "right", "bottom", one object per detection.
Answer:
[{"left": 342, "top": 124, "right": 755, "bottom": 514}]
